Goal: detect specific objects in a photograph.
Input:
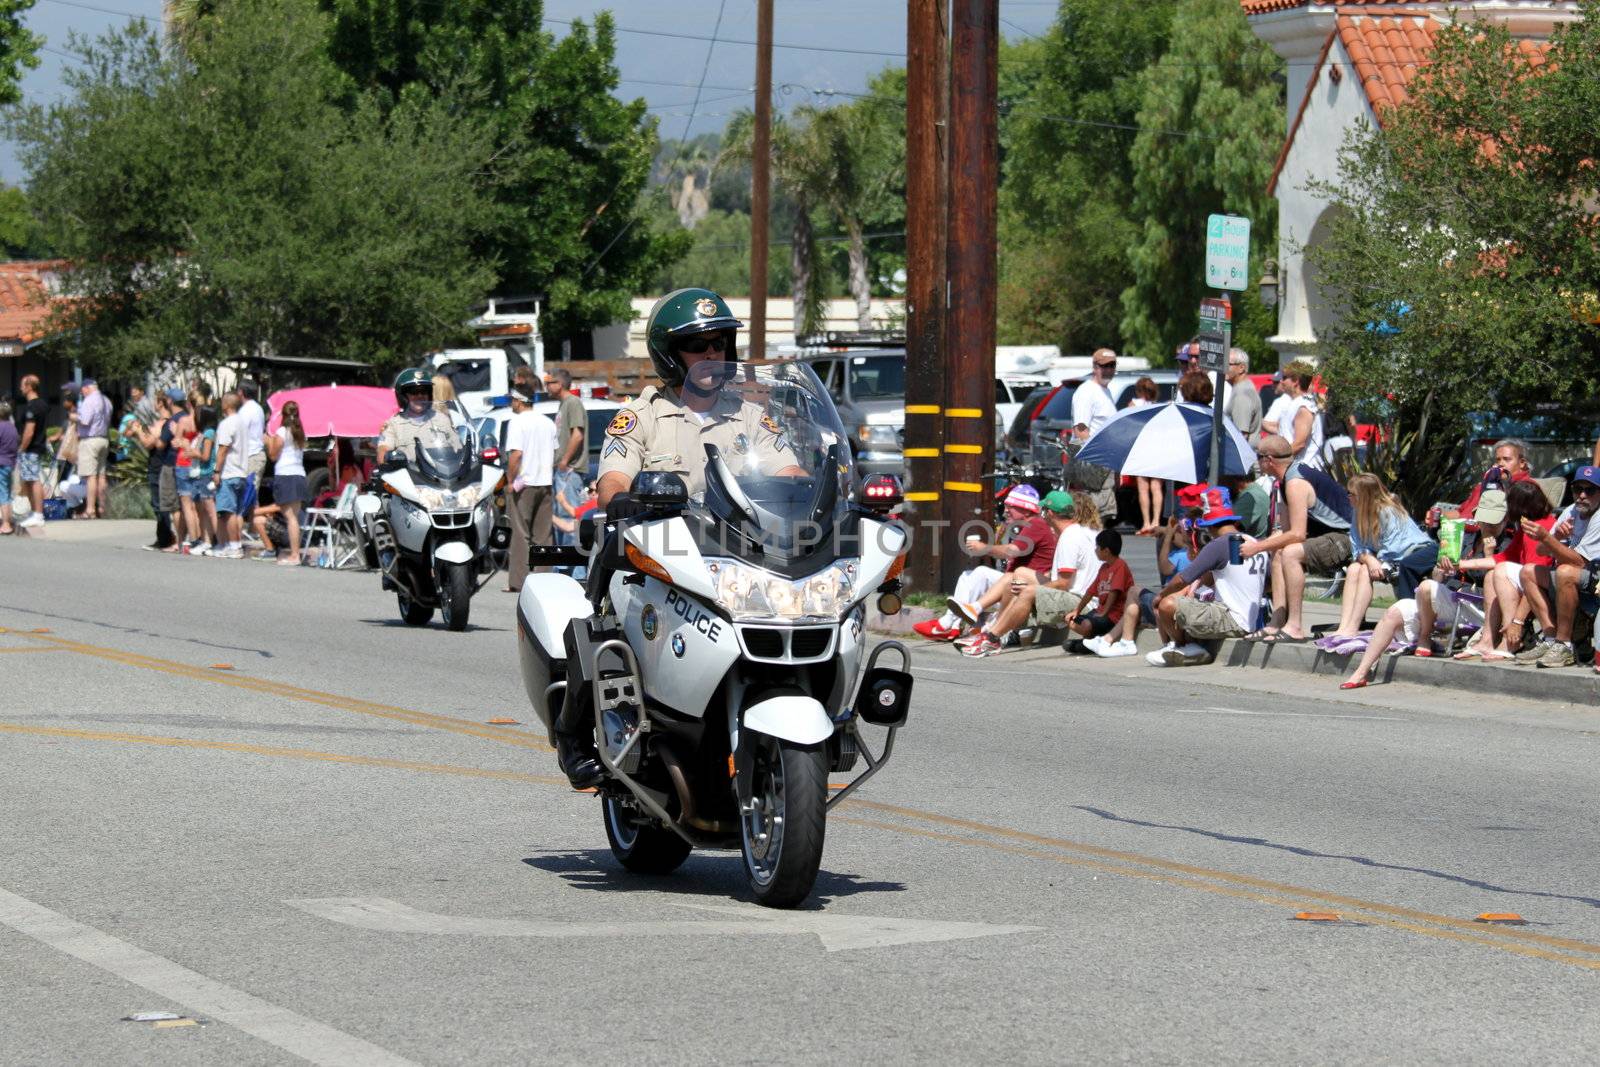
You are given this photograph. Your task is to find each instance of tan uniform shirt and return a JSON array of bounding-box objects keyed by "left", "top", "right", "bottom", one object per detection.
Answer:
[
  {"left": 379, "top": 411, "right": 459, "bottom": 461},
  {"left": 598, "top": 385, "right": 792, "bottom": 497}
]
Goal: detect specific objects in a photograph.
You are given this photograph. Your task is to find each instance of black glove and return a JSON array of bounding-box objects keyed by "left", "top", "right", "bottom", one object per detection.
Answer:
[{"left": 605, "top": 492, "right": 645, "bottom": 524}]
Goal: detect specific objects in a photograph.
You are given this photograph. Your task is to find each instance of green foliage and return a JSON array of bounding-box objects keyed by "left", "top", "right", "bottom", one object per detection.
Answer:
[
  {"left": 318, "top": 0, "right": 688, "bottom": 343},
  {"left": 10, "top": 4, "right": 497, "bottom": 378},
  {"left": 1308, "top": 6, "right": 1600, "bottom": 506},
  {"left": 0, "top": 184, "right": 34, "bottom": 255},
  {"left": 647, "top": 206, "right": 793, "bottom": 297},
  {"left": 1119, "top": 0, "right": 1283, "bottom": 363},
  {"left": 996, "top": 3, "right": 1178, "bottom": 352},
  {"left": 0, "top": 0, "right": 39, "bottom": 108}
]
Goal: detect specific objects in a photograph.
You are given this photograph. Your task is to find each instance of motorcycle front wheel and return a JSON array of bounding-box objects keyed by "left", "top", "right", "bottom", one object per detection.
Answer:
[
  {"left": 740, "top": 736, "right": 827, "bottom": 908},
  {"left": 438, "top": 562, "right": 472, "bottom": 632},
  {"left": 396, "top": 591, "right": 432, "bottom": 626},
  {"left": 603, "top": 794, "right": 691, "bottom": 874}
]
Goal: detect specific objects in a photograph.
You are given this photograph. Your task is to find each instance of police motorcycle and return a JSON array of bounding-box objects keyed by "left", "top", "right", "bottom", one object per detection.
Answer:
[
  {"left": 357, "top": 422, "right": 506, "bottom": 632},
  {"left": 515, "top": 360, "right": 913, "bottom": 908}
]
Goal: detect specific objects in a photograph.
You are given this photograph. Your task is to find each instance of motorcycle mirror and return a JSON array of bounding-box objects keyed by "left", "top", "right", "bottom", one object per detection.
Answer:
[{"left": 577, "top": 512, "right": 599, "bottom": 553}]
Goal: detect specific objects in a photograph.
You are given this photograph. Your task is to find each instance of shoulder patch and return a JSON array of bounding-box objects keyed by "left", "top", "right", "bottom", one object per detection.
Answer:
[
  {"left": 760, "top": 415, "right": 781, "bottom": 435},
  {"left": 608, "top": 410, "right": 638, "bottom": 437}
]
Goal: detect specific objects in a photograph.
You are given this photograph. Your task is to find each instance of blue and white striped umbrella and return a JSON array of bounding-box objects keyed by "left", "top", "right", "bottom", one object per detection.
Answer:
[{"left": 1075, "top": 402, "right": 1257, "bottom": 482}]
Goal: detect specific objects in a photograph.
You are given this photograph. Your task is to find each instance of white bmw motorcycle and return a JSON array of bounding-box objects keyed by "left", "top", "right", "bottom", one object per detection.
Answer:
[
  {"left": 358, "top": 427, "right": 506, "bottom": 632},
  {"left": 516, "top": 361, "right": 913, "bottom": 908}
]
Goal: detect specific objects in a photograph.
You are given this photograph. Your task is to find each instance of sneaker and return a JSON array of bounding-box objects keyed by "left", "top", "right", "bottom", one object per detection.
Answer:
[
  {"left": 1537, "top": 642, "right": 1577, "bottom": 669},
  {"left": 998, "top": 631, "right": 1022, "bottom": 651},
  {"left": 963, "top": 635, "right": 1002, "bottom": 657},
  {"left": 912, "top": 618, "right": 961, "bottom": 641},
  {"left": 1514, "top": 639, "right": 1554, "bottom": 665},
  {"left": 946, "top": 599, "right": 983, "bottom": 627},
  {"left": 1096, "top": 639, "right": 1140, "bottom": 658},
  {"left": 192, "top": 542, "right": 213, "bottom": 557},
  {"left": 1082, "top": 635, "right": 1107, "bottom": 656},
  {"left": 1164, "top": 641, "right": 1211, "bottom": 667},
  {"left": 213, "top": 545, "right": 244, "bottom": 559},
  {"left": 241, "top": 531, "right": 262, "bottom": 546},
  {"left": 20, "top": 513, "right": 45, "bottom": 528},
  {"left": 1146, "top": 642, "right": 1178, "bottom": 667},
  {"left": 254, "top": 550, "right": 277, "bottom": 561},
  {"left": 953, "top": 630, "right": 987, "bottom": 650}
]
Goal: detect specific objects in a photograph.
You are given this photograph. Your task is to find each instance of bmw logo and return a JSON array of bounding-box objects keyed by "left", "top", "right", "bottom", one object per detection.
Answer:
[
  {"left": 641, "top": 605, "right": 659, "bottom": 641},
  {"left": 671, "top": 634, "right": 686, "bottom": 658}
]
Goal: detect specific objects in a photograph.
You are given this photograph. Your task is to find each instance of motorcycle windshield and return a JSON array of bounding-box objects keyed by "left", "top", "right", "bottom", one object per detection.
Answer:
[
  {"left": 686, "top": 360, "right": 855, "bottom": 563},
  {"left": 409, "top": 423, "right": 478, "bottom": 489}
]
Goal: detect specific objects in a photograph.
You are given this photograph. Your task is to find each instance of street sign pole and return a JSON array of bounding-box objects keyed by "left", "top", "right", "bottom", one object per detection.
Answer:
[{"left": 1202, "top": 213, "right": 1250, "bottom": 484}]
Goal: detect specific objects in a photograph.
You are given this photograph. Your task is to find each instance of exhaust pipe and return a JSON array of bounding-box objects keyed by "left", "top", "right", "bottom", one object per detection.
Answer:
[{"left": 656, "top": 739, "right": 735, "bottom": 835}]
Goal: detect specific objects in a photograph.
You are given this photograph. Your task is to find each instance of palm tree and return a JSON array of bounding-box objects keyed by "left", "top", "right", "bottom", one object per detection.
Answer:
[{"left": 802, "top": 103, "right": 902, "bottom": 330}]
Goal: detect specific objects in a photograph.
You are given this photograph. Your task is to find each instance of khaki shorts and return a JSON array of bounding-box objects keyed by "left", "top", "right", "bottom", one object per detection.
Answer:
[
  {"left": 1301, "top": 531, "right": 1352, "bottom": 575},
  {"left": 1029, "top": 587, "right": 1082, "bottom": 627},
  {"left": 1173, "top": 598, "right": 1246, "bottom": 640},
  {"left": 247, "top": 449, "right": 268, "bottom": 479},
  {"left": 76, "top": 436, "right": 110, "bottom": 477}
]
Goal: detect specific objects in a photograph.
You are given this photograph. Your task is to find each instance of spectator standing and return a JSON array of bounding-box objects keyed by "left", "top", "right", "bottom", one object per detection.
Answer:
[
  {"left": 1128, "top": 377, "right": 1165, "bottom": 534},
  {"left": 961, "top": 490, "right": 1100, "bottom": 656},
  {"left": 503, "top": 385, "right": 557, "bottom": 593},
  {"left": 0, "top": 400, "right": 17, "bottom": 534},
  {"left": 1242, "top": 434, "right": 1355, "bottom": 642},
  {"left": 261, "top": 400, "right": 308, "bottom": 565},
  {"left": 1148, "top": 487, "right": 1267, "bottom": 666},
  {"left": 236, "top": 380, "right": 267, "bottom": 492},
  {"left": 1178, "top": 371, "right": 1213, "bottom": 406},
  {"left": 211, "top": 393, "right": 249, "bottom": 558},
  {"left": 1329, "top": 473, "right": 1438, "bottom": 637},
  {"left": 543, "top": 368, "right": 588, "bottom": 496},
  {"left": 917, "top": 484, "right": 1055, "bottom": 639},
  {"left": 1514, "top": 466, "right": 1600, "bottom": 668},
  {"left": 1279, "top": 363, "right": 1324, "bottom": 470},
  {"left": 182, "top": 393, "right": 218, "bottom": 554},
  {"left": 132, "top": 391, "right": 171, "bottom": 549},
  {"left": 1071, "top": 349, "right": 1118, "bottom": 437},
  {"left": 15, "top": 375, "right": 49, "bottom": 528},
  {"left": 1226, "top": 349, "right": 1262, "bottom": 444},
  {"left": 74, "top": 378, "right": 113, "bottom": 519}
]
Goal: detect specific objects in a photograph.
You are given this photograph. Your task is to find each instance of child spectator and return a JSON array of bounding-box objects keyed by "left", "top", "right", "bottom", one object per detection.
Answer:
[
  {"left": 0, "top": 400, "right": 17, "bottom": 535},
  {"left": 960, "top": 490, "right": 1100, "bottom": 656},
  {"left": 1340, "top": 578, "right": 1485, "bottom": 688},
  {"left": 1068, "top": 530, "right": 1132, "bottom": 650}
]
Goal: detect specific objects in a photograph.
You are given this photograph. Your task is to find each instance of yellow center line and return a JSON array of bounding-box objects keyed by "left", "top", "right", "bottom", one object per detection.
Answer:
[
  {"left": 0, "top": 722, "right": 568, "bottom": 788},
  {"left": 11, "top": 631, "right": 553, "bottom": 753},
  {"left": 18, "top": 628, "right": 1600, "bottom": 970},
  {"left": 0, "top": 647, "right": 66, "bottom": 653}
]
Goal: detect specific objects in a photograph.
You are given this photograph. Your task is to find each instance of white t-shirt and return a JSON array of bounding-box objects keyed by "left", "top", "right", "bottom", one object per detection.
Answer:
[
  {"left": 1050, "top": 522, "right": 1101, "bottom": 596},
  {"left": 505, "top": 410, "right": 557, "bottom": 487},
  {"left": 1262, "top": 393, "right": 1294, "bottom": 436},
  {"left": 274, "top": 426, "right": 305, "bottom": 477},
  {"left": 1559, "top": 505, "right": 1600, "bottom": 562},
  {"left": 1177, "top": 532, "right": 1268, "bottom": 631},
  {"left": 239, "top": 399, "right": 265, "bottom": 458},
  {"left": 217, "top": 413, "right": 249, "bottom": 479},
  {"left": 1071, "top": 380, "right": 1117, "bottom": 436},
  {"left": 1290, "top": 396, "right": 1325, "bottom": 470}
]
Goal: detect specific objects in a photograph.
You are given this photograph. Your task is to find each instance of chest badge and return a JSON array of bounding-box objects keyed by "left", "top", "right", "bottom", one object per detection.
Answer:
[{"left": 733, "top": 433, "right": 749, "bottom": 455}]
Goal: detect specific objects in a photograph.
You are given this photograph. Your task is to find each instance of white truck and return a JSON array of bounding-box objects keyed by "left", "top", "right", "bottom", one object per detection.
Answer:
[{"left": 431, "top": 295, "right": 544, "bottom": 418}]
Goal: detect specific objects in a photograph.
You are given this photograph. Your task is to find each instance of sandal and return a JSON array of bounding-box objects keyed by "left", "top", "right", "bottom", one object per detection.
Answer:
[
  {"left": 1482, "top": 649, "right": 1515, "bottom": 661},
  {"left": 1340, "top": 677, "right": 1369, "bottom": 690},
  {"left": 1453, "top": 647, "right": 1485, "bottom": 660},
  {"left": 1262, "top": 631, "right": 1309, "bottom": 644},
  {"left": 1243, "top": 628, "right": 1277, "bottom": 642}
]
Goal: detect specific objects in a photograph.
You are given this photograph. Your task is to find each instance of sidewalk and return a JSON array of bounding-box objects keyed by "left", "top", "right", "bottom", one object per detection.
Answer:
[{"left": 3, "top": 518, "right": 151, "bottom": 546}]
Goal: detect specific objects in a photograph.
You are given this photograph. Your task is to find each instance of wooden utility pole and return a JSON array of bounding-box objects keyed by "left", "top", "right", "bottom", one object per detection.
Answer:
[
  {"left": 944, "top": 0, "right": 999, "bottom": 573},
  {"left": 904, "top": 0, "right": 950, "bottom": 592},
  {"left": 748, "top": 0, "right": 773, "bottom": 360}
]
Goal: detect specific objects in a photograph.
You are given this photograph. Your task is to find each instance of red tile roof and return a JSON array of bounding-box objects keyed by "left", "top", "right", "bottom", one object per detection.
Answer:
[
  {"left": 1242, "top": 0, "right": 1432, "bottom": 13},
  {"left": 0, "top": 260, "right": 70, "bottom": 346}
]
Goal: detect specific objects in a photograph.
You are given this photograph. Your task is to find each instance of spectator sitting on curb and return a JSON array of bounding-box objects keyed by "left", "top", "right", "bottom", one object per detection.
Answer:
[
  {"left": 1509, "top": 466, "right": 1600, "bottom": 668},
  {"left": 913, "top": 484, "right": 1056, "bottom": 640},
  {"left": 1147, "top": 486, "right": 1268, "bottom": 667},
  {"left": 1067, "top": 529, "right": 1133, "bottom": 652},
  {"left": 1444, "top": 479, "right": 1552, "bottom": 661},
  {"left": 1242, "top": 433, "right": 1354, "bottom": 643},
  {"left": 1328, "top": 473, "right": 1438, "bottom": 638},
  {"left": 959, "top": 490, "right": 1100, "bottom": 657},
  {"left": 1339, "top": 576, "right": 1487, "bottom": 688}
]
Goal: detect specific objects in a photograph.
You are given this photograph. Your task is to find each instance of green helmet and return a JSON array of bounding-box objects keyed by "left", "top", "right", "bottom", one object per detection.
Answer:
[
  {"left": 393, "top": 366, "right": 433, "bottom": 408},
  {"left": 645, "top": 287, "right": 743, "bottom": 386}
]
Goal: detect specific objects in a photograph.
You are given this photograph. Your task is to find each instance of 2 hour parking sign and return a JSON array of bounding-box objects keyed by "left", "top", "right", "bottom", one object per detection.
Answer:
[{"left": 1204, "top": 214, "right": 1250, "bottom": 292}]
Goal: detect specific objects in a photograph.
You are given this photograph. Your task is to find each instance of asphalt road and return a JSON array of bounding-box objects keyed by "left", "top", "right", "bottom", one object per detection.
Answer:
[{"left": 5, "top": 532, "right": 1600, "bottom": 1065}]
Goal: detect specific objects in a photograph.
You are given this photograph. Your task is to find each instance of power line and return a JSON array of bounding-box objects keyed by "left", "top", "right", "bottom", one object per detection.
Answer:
[
  {"left": 542, "top": 15, "right": 903, "bottom": 59},
  {"left": 35, "top": 0, "right": 147, "bottom": 18}
]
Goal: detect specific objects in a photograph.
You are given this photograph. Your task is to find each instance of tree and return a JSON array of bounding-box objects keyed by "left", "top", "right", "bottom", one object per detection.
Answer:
[
  {"left": 996, "top": 3, "right": 1178, "bottom": 352},
  {"left": 316, "top": 0, "right": 688, "bottom": 346},
  {"left": 0, "top": 0, "right": 39, "bottom": 107},
  {"left": 1308, "top": 8, "right": 1600, "bottom": 506},
  {"left": 1119, "top": 0, "right": 1283, "bottom": 362},
  {"left": 10, "top": 3, "right": 498, "bottom": 377}
]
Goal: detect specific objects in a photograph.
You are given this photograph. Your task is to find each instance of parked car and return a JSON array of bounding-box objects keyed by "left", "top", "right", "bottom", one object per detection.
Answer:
[
  {"left": 996, "top": 375, "right": 1052, "bottom": 450},
  {"left": 796, "top": 344, "right": 908, "bottom": 481}
]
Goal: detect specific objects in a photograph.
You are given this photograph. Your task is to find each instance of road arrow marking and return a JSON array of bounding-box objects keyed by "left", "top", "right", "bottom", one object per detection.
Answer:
[{"left": 285, "top": 897, "right": 1036, "bottom": 953}]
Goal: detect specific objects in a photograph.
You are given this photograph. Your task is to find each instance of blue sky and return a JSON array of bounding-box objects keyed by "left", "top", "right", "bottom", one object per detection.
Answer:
[{"left": 3, "top": 0, "right": 1057, "bottom": 184}]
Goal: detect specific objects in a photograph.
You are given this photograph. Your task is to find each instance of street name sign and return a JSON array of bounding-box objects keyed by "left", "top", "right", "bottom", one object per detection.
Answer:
[
  {"left": 1204, "top": 214, "right": 1250, "bottom": 292},
  {"left": 1196, "top": 297, "right": 1232, "bottom": 372}
]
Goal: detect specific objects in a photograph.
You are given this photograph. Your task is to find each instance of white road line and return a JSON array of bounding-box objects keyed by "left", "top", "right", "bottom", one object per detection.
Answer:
[
  {"left": 288, "top": 897, "right": 1037, "bottom": 953},
  {"left": 0, "top": 885, "right": 419, "bottom": 1067},
  {"left": 1171, "top": 706, "right": 1406, "bottom": 722}
]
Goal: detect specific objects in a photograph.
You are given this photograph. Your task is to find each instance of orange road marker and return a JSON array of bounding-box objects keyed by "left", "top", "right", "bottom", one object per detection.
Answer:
[
  {"left": 31, "top": 628, "right": 51, "bottom": 634},
  {"left": 209, "top": 663, "right": 235, "bottom": 671},
  {"left": 1476, "top": 913, "right": 1528, "bottom": 925},
  {"left": 486, "top": 717, "right": 521, "bottom": 725},
  {"left": 1293, "top": 911, "right": 1342, "bottom": 922}
]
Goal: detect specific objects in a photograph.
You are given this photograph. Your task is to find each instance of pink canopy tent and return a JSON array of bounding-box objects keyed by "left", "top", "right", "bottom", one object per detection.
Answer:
[{"left": 266, "top": 385, "right": 397, "bottom": 438}]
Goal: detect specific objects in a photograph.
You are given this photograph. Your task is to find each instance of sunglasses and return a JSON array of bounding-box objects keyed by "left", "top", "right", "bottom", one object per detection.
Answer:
[
  {"left": 676, "top": 335, "right": 729, "bottom": 355},
  {"left": 1261, "top": 452, "right": 1293, "bottom": 461},
  {"left": 1574, "top": 483, "right": 1600, "bottom": 495}
]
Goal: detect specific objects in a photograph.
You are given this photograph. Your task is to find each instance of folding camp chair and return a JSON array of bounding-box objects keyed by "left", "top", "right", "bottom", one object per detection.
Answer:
[{"left": 301, "top": 482, "right": 366, "bottom": 568}]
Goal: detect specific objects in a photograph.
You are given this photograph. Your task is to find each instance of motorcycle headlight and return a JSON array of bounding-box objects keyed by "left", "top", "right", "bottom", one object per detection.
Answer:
[
  {"left": 857, "top": 425, "right": 899, "bottom": 450},
  {"left": 448, "top": 484, "right": 484, "bottom": 509},
  {"left": 416, "top": 488, "right": 446, "bottom": 510},
  {"left": 704, "top": 557, "right": 857, "bottom": 621}
]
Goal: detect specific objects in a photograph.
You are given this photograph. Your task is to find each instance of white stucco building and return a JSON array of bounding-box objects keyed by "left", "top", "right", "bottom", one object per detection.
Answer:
[{"left": 1242, "top": 0, "right": 1579, "bottom": 365}]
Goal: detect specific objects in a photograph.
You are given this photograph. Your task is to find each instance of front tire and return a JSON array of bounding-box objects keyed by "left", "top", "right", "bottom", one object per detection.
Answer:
[
  {"left": 439, "top": 562, "right": 472, "bottom": 631},
  {"left": 740, "top": 736, "right": 828, "bottom": 908},
  {"left": 397, "top": 592, "right": 432, "bottom": 626},
  {"left": 603, "top": 795, "right": 691, "bottom": 875}
]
